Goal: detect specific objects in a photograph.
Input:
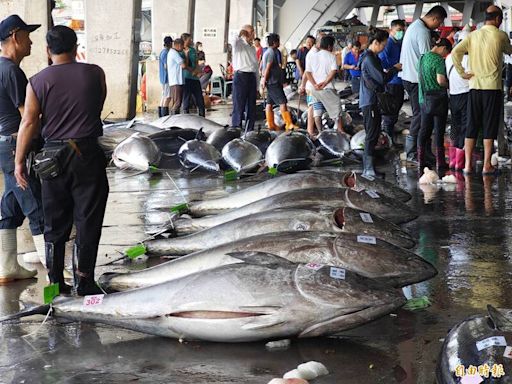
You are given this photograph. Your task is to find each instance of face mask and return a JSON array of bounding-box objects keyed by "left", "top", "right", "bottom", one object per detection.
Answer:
[{"left": 395, "top": 31, "right": 404, "bottom": 40}]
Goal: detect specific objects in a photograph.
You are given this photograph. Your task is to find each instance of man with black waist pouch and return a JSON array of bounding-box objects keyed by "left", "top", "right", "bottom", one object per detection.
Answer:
[
  {"left": 15, "top": 25, "right": 108, "bottom": 296},
  {"left": 0, "top": 15, "right": 44, "bottom": 283}
]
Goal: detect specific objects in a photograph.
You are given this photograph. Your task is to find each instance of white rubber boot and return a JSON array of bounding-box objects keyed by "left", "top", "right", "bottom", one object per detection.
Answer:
[
  {"left": 0, "top": 229, "right": 37, "bottom": 283},
  {"left": 22, "top": 234, "right": 46, "bottom": 266}
]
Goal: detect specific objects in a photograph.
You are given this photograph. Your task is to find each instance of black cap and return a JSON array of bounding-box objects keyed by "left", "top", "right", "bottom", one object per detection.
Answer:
[{"left": 0, "top": 15, "right": 41, "bottom": 41}]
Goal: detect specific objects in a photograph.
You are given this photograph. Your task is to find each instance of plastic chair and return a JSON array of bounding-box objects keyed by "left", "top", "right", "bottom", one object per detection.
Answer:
[
  {"left": 219, "top": 64, "right": 233, "bottom": 99},
  {"left": 210, "top": 76, "right": 224, "bottom": 98}
]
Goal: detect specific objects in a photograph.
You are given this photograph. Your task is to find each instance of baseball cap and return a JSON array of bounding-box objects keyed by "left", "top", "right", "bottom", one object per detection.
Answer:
[{"left": 0, "top": 15, "right": 41, "bottom": 41}]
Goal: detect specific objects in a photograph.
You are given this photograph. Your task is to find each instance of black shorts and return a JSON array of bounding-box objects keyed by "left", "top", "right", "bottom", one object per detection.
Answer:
[
  {"left": 466, "top": 89, "right": 502, "bottom": 140},
  {"left": 266, "top": 83, "right": 287, "bottom": 106}
]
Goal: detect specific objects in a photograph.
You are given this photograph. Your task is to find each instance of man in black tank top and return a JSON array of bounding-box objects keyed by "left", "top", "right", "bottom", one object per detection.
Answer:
[{"left": 14, "top": 26, "right": 108, "bottom": 296}]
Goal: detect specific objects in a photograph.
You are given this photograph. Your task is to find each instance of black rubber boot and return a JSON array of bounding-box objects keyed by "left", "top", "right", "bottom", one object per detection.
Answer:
[
  {"left": 73, "top": 244, "right": 103, "bottom": 296},
  {"left": 162, "top": 107, "right": 169, "bottom": 117},
  {"left": 157, "top": 106, "right": 163, "bottom": 118},
  {"left": 46, "top": 242, "right": 72, "bottom": 295}
]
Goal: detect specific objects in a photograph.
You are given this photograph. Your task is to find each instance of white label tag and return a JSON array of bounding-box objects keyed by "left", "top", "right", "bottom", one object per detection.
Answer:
[
  {"left": 504, "top": 346, "right": 512, "bottom": 359},
  {"left": 460, "top": 375, "right": 483, "bottom": 384},
  {"left": 366, "top": 190, "right": 380, "bottom": 199},
  {"left": 330, "top": 267, "right": 346, "bottom": 280},
  {"left": 360, "top": 174, "right": 375, "bottom": 181},
  {"left": 357, "top": 235, "right": 377, "bottom": 244},
  {"left": 360, "top": 212, "right": 374, "bottom": 223},
  {"left": 305, "top": 262, "right": 323, "bottom": 271},
  {"left": 352, "top": 184, "right": 365, "bottom": 192},
  {"left": 476, "top": 336, "right": 507, "bottom": 351},
  {"left": 83, "top": 294, "right": 104, "bottom": 307}
]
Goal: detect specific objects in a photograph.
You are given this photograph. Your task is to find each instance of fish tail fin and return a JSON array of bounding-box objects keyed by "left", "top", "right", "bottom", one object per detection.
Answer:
[{"left": 0, "top": 303, "right": 51, "bottom": 322}]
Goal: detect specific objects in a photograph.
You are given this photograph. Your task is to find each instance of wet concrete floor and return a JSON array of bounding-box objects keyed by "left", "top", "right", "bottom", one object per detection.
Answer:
[{"left": 1, "top": 104, "right": 512, "bottom": 383}]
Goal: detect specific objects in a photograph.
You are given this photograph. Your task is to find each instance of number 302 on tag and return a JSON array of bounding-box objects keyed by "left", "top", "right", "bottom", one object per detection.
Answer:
[{"left": 83, "top": 294, "right": 104, "bottom": 307}]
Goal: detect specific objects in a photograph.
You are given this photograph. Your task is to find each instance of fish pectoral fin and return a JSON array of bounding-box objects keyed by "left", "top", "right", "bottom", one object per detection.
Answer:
[
  {"left": 487, "top": 305, "right": 512, "bottom": 331},
  {"left": 225, "top": 251, "right": 295, "bottom": 268},
  {"left": 238, "top": 305, "right": 282, "bottom": 315},
  {"left": 241, "top": 314, "right": 286, "bottom": 330}
]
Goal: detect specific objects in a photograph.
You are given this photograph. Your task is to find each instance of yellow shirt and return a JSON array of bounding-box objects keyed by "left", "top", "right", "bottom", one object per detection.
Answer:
[{"left": 452, "top": 25, "right": 512, "bottom": 90}]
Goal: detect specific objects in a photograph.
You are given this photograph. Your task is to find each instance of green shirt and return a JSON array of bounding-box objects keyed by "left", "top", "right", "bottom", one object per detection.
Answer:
[
  {"left": 183, "top": 47, "right": 198, "bottom": 80},
  {"left": 417, "top": 52, "right": 446, "bottom": 104}
]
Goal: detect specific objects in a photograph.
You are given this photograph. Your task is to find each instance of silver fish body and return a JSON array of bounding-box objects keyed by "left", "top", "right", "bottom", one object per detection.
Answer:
[
  {"left": 150, "top": 114, "right": 226, "bottom": 136},
  {"left": 178, "top": 139, "right": 221, "bottom": 172},
  {"left": 112, "top": 133, "right": 161, "bottom": 171},
  {"left": 206, "top": 127, "right": 241, "bottom": 151},
  {"left": 317, "top": 130, "right": 351, "bottom": 158},
  {"left": 265, "top": 132, "right": 316, "bottom": 173},
  {"left": 221, "top": 139, "right": 263, "bottom": 172}
]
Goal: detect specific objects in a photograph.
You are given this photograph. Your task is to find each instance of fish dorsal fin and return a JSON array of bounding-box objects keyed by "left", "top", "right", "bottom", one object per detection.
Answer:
[
  {"left": 225, "top": 251, "right": 296, "bottom": 268},
  {"left": 487, "top": 305, "right": 512, "bottom": 331},
  {"left": 195, "top": 128, "right": 204, "bottom": 140}
]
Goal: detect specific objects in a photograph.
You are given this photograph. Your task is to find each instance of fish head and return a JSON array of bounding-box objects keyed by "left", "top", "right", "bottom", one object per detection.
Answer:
[
  {"left": 112, "top": 134, "right": 161, "bottom": 171},
  {"left": 295, "top": 264, "right": 406, "bottom": 337}
]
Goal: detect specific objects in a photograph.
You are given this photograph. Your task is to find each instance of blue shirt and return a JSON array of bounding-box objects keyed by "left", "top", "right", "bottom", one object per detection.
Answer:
[
  {"left": 344, "top": 51, "right": 361, "bottom": 77},
  {"left": 399, "top": 18, "right": 432, "bottom": 83},
  {"left": 159, "top": 48, "right": 169, "bottom": 84},
  {"left": 379, "top": 36, "right": 402, "bottom": 85}
]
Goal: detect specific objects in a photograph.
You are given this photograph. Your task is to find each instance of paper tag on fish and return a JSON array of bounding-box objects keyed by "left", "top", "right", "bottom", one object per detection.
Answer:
[
  {"left": 330, "top": 267, "right": 346, "bottom": 280},
  {"left": 504, "top": 346, "right": 512, "bottom": 359},
  {"left": 224, "top": 170, "right": 238, "bottom": 181},
  {"left": 43, "top": 283, "right": 60, "bottom": 304},
  {"left": 357, "top": 235, "right": 377, "bottom": 245},
  {"left": 352, "top": 184, "right": 365, "bottom": 192},
  {"left": 83, "top": 294, "right": 104, "bottom": 307},
  {"left": 170, "top": 203, "right": 189, "bottom": 214},
  {"left": 476, "top": 336, "right": 507, "bottom": 351},
  {"left": 305, "top": 262, "right": 323, "bottom": 271},
  {"left": 360, "top": 212, "right": 374, "bottom": 223},
  {"left": 366, "top": 190, "right": 380, "bottom": 199},
  {"left": 360, "top": 174, "right": 375, "bottom": 181},
  {"left": 268, "top": 167, "right": 278, "bottom": 176}
]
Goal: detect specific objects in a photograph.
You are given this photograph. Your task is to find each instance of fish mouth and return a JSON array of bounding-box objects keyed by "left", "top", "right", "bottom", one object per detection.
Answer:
[
  {"left": 343, "top": 173, "right": 355, "bottom": 188},
  {"left": 333, "top": 208, "right": 345, "bottom": 230}
]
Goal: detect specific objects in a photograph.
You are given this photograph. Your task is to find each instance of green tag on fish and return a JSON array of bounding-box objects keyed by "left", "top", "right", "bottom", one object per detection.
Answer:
[
  {"left": 224, "top": 170, "right": 238, "bottom": 181},
  {"left": 149, "top": 165, "right": 159, "bottom": 173},
  {"left": 268, "top": 167, "right": 278, "bottom": 176},
  {"left": 404, "top": 296, "right": 431, "bottom": 311},
  {"left": 170, "top": 203, "right": 189, "bottom": 214},
  {"left": 43, "top": 283, "right": 60, "bottom": 304},
  {"left": 125, "top": 244, "right": 147, "bottom": 259}
]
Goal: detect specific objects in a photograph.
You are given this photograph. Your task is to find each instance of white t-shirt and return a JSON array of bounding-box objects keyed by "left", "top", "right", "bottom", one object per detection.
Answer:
[
  {"left": 167, "top": 48, "right": 184, "bottom": 86},
  {"left": 445, "top": 53, "right": 469, "bottom": 95},
  {"left": 305, "top": 49, "right": 337, "bottom": 92}
]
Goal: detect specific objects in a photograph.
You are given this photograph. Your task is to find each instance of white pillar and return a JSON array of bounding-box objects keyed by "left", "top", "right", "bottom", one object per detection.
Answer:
[
  {"left": 267, "top": 0, "right": 274, "bottom": 33},
  {"left": 357, "top": 7, "right": 367, "bottom": 25},
  {"left": 151, "top": 0, "right": 192, "bottom": 52},
  {"left": 0, "top": 0, "right": 50, "bottom": 77},
  {"left": 194, "top": 0, "right": 229, "bottom": 77},
  {"left": 413, "top": 1, "right": 424, "bottom": 21},
  {"left": 396, "top": 5, "right": 405, "bottom": 21},
  {"left": 86, "top": 0, "right": 142, "bottom": 119},
  {"left": 370, "top": 6, "right": 379, "bottom": 27},
  {"left": 462, "top": 0, "right": 474, "bottom": 26}
]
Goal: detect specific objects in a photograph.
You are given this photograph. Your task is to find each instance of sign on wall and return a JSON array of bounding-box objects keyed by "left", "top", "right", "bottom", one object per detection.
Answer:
[{"left": 203, "top": 27, "right": 217, "bottom": 38}]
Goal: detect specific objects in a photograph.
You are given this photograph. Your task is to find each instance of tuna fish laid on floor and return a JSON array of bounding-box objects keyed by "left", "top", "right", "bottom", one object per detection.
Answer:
[
  {"left": 265, "top": 132, "right": 316, "bottom": 173},
  {"left": 148, "top": 128, "right": 206, "bottom": 155},
  {"left": 142, "top": 205, "right": 415, "bottom": 256},
  {"left": 112, "top": 133, "right": 161, "bottom": 171},
  {"left": 173, "top": 203, "right": 414, "bottom": 248},
  {"left": 350, "top": 130, "right": 392, "bottom": 157},
  {"left": 187, "top": 172, "right": 414, "bottom": 217},
  {"left": 99, "top": 120, "right": 162, "bottom": 155},
  {"left": 221, "top": 138, "right": 263, "bottom": 173},
  {"left": 304, "top": 169, "right": 412, "bottom": 203},
  {"left": 437, "top": 305, "right": 512, "bottom": 384},
  {"left": 178, "top": 139, "right": 221, "bottom": 172},
  {"left": 206, "top": 126, "right": 241, "bottom": 152},
  {"left": 242, "top": 128, "right": 275, "bottom": 154},
  {"left": 102, "top": 231, "right": 433, "bottom": 292},
  {"left": 1, "top": 252, "right": 406, "bottom": 342},
  {"left": 150, "top": 114, "right": 226, "bottom": 136},
  {"left": 316, "top": 130, "right": 351, "bottom": 159}
]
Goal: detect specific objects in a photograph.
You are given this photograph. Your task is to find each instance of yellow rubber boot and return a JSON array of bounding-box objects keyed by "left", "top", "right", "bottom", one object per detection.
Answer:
[
  {"left": 283, "top": 110, "right": 299, "bottom": 131},
  {"left": 266, "top": 109, "right": 280, "bottom": 131}
]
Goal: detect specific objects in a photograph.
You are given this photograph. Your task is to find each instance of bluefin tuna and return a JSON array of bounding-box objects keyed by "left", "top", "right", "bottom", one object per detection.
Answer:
[
  {"left": 221, "top": 139, "right": 263, "bottom": 173},
  {"left": 316, "top": 130, "right": 351, "bottom": 158},
  {"left": 188, "top": 172, "right": 413, "bottom": 216},
  {"left": 242, "top": 127, "right": 274, "bottom": 154},
  {"left": 150, "top": 114, "right": 226, "bottom": 136},
  {"left": 142, "top": 205, "right": 415, "bottom": 256},
  {"left": 148, "top": 128, "right": 206, "bottom": 155},
  {"left": 101, "top": 232, "right": 433, "bottom": 292},
  {"left": 437, "top": 305, "right": 512, "bottom": 383},
  {"left": 178, "top": 139, "right": 221, "bottom": 172},
  {"left": 2, "top": 253, "right": 406, "bottom": 342},
  {"left": 112, "top": 133, "right": 161, "bottom": 171},
  {"left": 99, "top": 120, "right": 162, "bottom": 155},
  {"left": 265, "top": 132, "right": 316, "bottom": 173},
  {"left": 206, "top": 127, "right": 241, "bottom": 151}
]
